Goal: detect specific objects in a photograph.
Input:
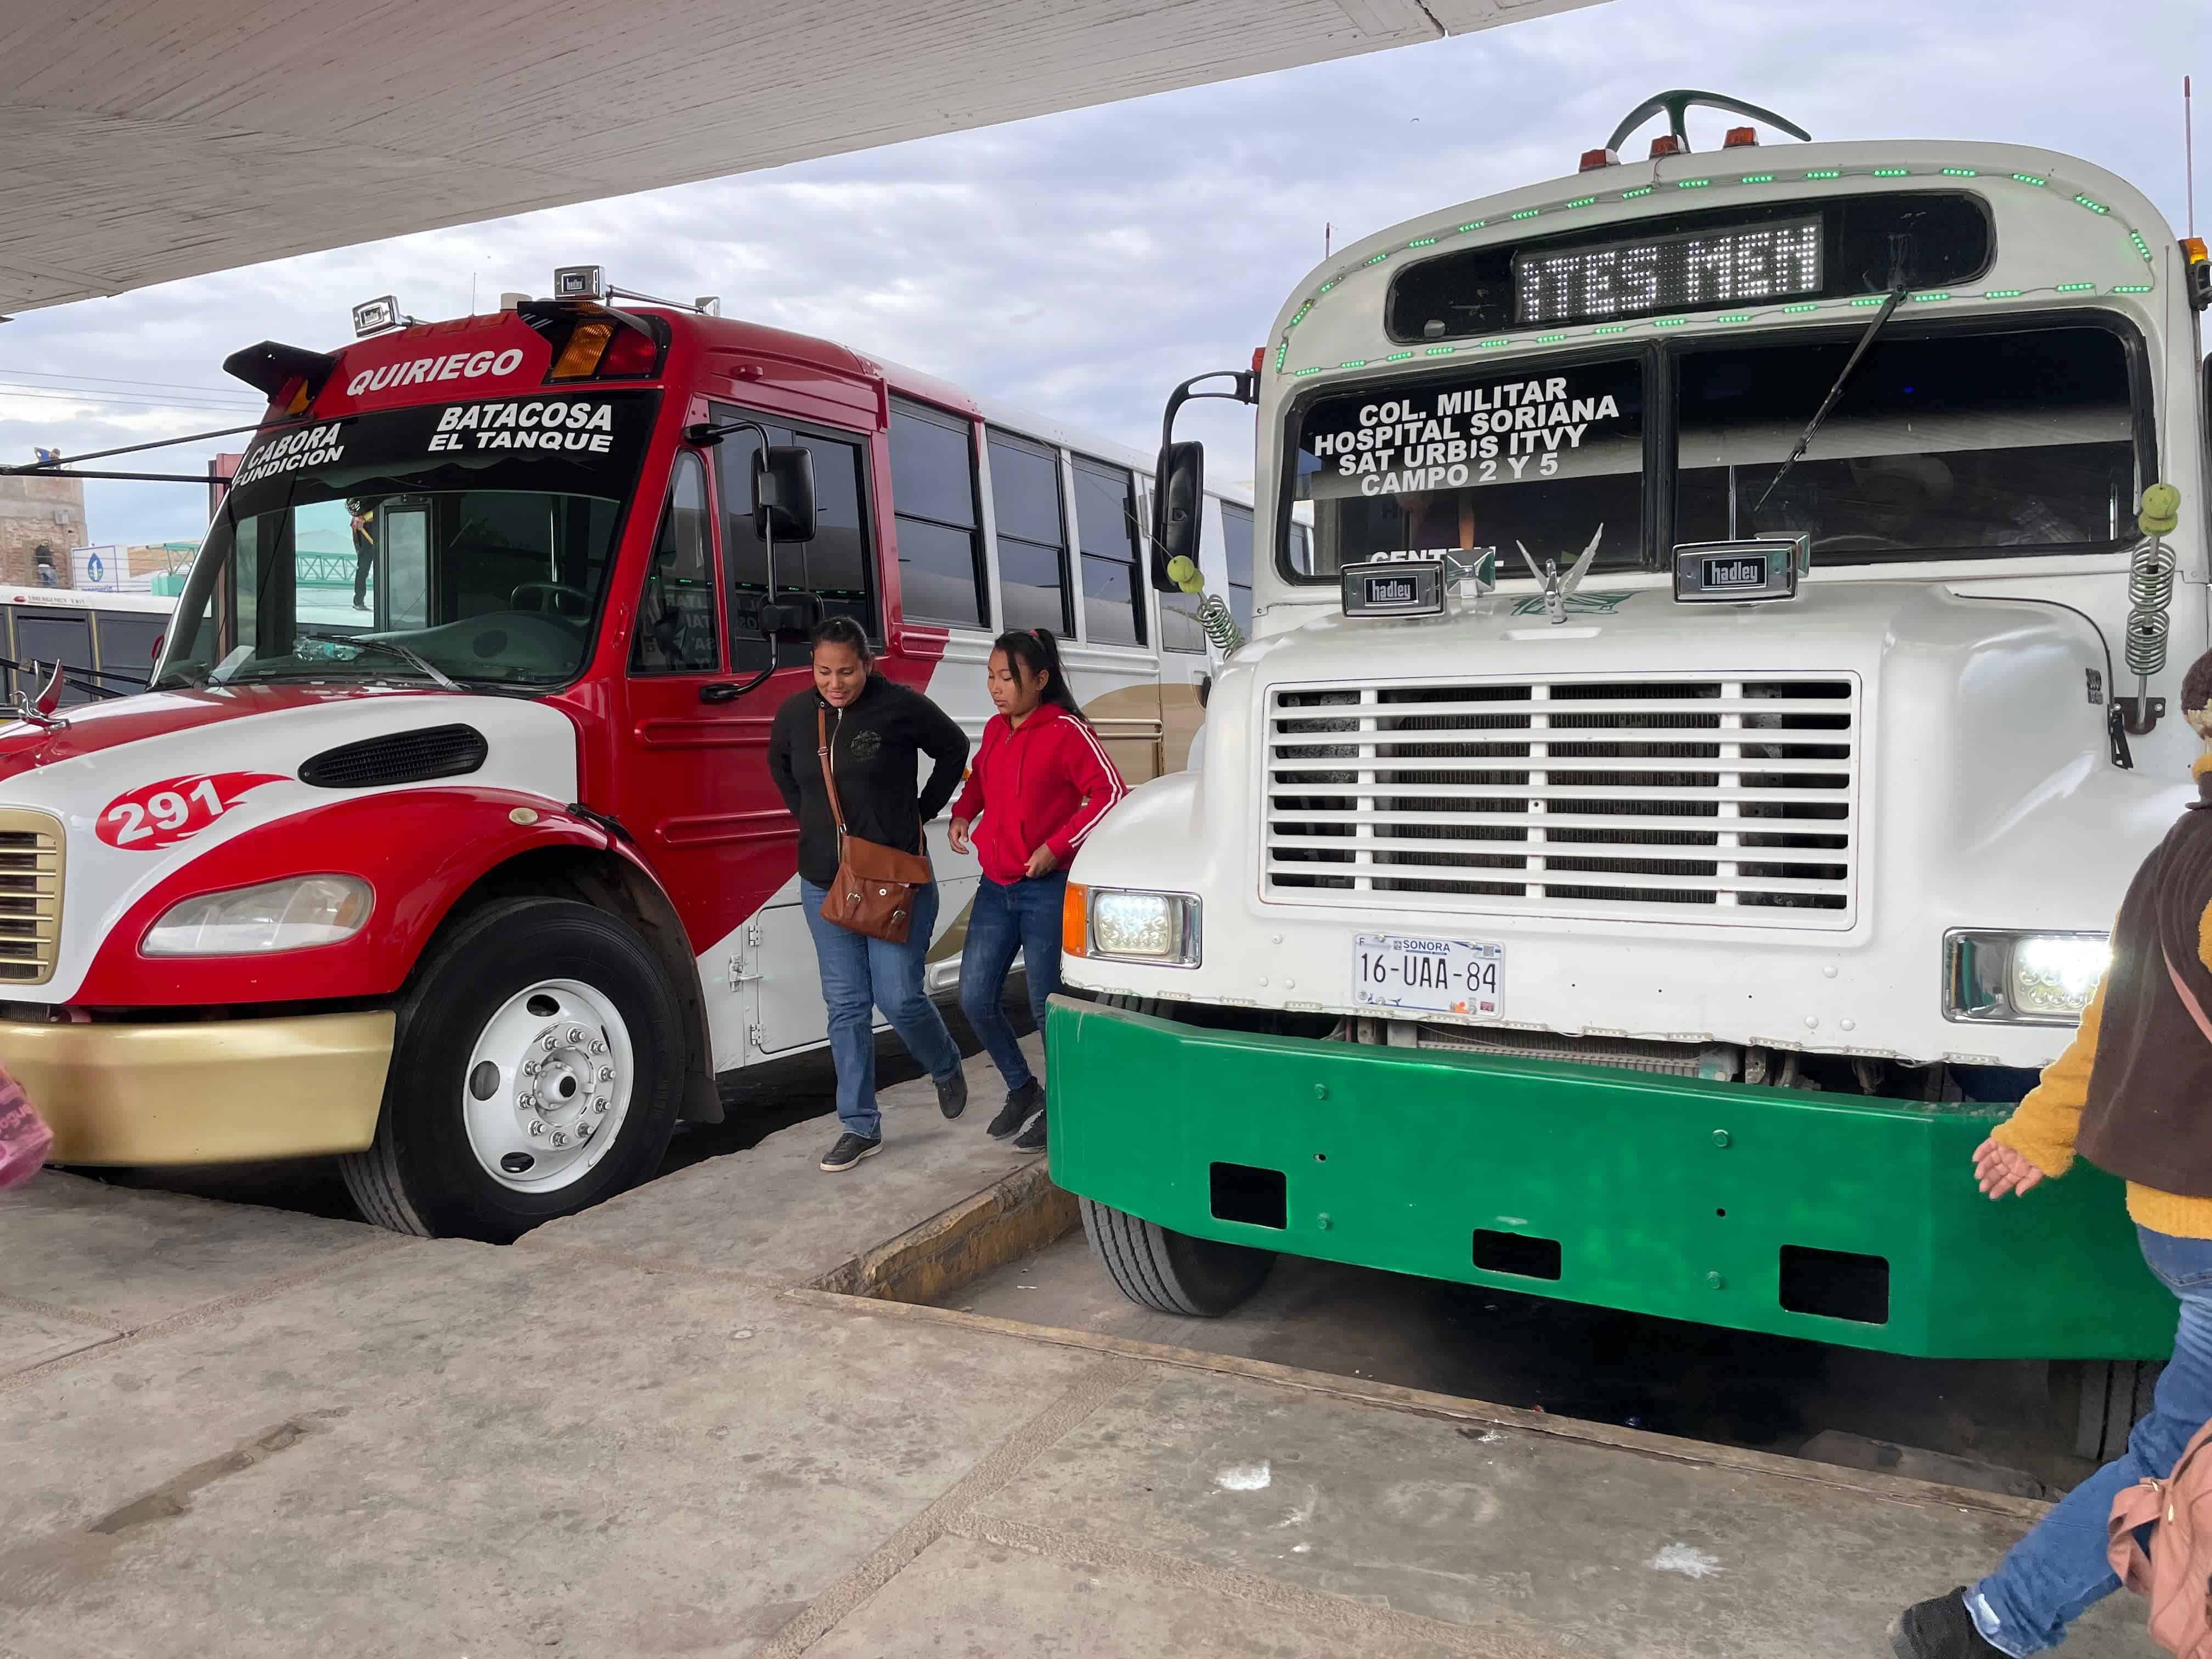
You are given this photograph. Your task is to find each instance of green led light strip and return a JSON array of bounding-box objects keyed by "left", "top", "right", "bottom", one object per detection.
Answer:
[{"left": 1274, "top": 158, "right": 2160, "bottom": 376}]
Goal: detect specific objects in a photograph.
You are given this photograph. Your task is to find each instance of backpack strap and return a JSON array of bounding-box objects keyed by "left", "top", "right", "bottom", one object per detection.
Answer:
[{"left": 2165, "top": 946, "right": 2212, "bottom": 1045}]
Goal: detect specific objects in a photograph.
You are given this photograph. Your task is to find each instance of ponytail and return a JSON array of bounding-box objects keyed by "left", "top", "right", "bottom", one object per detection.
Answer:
[
  {"left": 809, "top": 614, "right": 873, "bottom": 663},
  {"left": 993, "top": 628, "right": 1086, "bottom": 725}
]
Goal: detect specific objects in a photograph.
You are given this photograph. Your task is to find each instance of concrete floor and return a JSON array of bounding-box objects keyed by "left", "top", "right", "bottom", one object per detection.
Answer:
[
  {"left": 2, "top": 1036, "right": 2162, "bottom": 1656},
  {"left": 947, "top": 1233, "right": 2102, "bottom": 1498}
]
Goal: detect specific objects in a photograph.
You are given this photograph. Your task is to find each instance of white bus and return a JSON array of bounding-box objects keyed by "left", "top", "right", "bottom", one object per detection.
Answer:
[{"left": 1049, "top": 92, "right": 2210, "bottom": 1450}]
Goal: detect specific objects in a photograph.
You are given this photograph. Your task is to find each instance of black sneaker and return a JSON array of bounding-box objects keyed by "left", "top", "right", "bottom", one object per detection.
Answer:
[
  {"left": 1011, "top": 1109, "right": 1046, "bottom": 1154},
  {"left": 935, "top": 1068, "right": 968, "bottom": 1120},
  {"left": 987, "top": 1079, "right": 1042, "bottom": 1140},
  {"left": 819, "top": 1132, "right": 882, "bottom": 1172},
  {"left": 1892, "top": 1589, "right": 2002, "bottom": 1659}
]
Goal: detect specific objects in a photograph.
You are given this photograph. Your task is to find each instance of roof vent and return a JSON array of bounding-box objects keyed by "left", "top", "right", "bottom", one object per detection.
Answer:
[{"left": 299, "top": 724, "right": 488, "bottom": 789}]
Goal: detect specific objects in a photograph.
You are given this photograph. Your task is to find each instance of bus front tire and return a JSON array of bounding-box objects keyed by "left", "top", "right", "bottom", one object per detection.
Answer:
[
  {"left": 341, "top": 897, "right": 684, "bottom": 1243},
  {"left": 1080, "top": 1197, "right": 1273, "bottom": 1317}
]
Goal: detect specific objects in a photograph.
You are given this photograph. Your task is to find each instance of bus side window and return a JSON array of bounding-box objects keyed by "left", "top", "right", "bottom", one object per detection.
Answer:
[
  {"left": 712, "top": 404, "right": 878, "bottom": 669},
  {"left": 1221, "top": 503, "right": 1255, "bottom": 635},
  {"left": 889, "top": 398, "right": 986, "bottom": 629},
  {"left": 988, "top": 428, "right": 1070, "bottom": 636},
  {"left": 631, "top": 451, "right": 719, "bottom": 673},
  {"left": 1072, "top": 455, "right": 1144, "bottom": 647}
]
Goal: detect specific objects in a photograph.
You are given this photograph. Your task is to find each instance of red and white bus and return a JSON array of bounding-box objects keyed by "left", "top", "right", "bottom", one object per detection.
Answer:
[{"left": 0, "top": 278, "right": 1250, "bottom": 1239}]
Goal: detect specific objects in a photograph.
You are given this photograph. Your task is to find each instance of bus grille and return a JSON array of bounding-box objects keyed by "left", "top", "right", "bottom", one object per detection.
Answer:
[
  {"left": 1265, "top": 675, "right": 1858, "bottom": 927},
  {"left": 0, "top": 809, "right": 64, "bottom": 983}
]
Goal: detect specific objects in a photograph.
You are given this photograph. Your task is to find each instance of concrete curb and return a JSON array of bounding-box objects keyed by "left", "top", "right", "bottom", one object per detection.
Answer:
[
  {"left": 808, "top": 1159, "right": 1078, "bottom": 1302},
  {"left": 781, "top": 1285, "right": 2059, "bottom": 1527}
]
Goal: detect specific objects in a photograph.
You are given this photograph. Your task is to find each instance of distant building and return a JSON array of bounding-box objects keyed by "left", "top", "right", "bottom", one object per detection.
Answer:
[{"left": 0, "top": 473, "right": 87, "bottom": 589}]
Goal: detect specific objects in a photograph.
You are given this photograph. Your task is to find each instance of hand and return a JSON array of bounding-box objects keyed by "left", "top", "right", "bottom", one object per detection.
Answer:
[
  {"left": 1972, "top": 1136, "right": 2046, "bottom": 1200},
  {"left": 1024, "top": 844, "right": 1059, "bottom": 878},
  {"left": 948, "top": 819, "right": 970, "bottom": 855}
]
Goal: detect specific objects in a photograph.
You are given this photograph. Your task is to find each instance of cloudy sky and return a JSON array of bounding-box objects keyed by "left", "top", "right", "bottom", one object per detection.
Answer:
[{"left": 2, "top": 0, "right": 2203, "bottom": 549}]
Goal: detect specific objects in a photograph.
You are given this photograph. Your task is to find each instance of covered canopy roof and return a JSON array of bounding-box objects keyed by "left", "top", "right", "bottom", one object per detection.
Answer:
[{"left": 1, "top": 0, "right": 1596, "bottom": 315}]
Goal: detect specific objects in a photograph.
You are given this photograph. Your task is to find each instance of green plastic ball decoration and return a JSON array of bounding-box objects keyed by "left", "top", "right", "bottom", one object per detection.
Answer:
[{"left": 2140, "top": 482, "right": 2181, "bottom": 538}]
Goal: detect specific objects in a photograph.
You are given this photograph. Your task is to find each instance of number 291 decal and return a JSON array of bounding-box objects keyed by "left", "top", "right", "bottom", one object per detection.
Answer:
[{"left": 97, "top": 772, "right": 287, "bottom": 851}]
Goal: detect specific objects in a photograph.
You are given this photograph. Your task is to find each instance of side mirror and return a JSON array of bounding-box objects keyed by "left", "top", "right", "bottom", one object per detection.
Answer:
[
  {"left": 757, "top": 594, "right": 825, "bottom": 639},
  {"left": 1151, "top": 440, "right": 1204, "bottom": 592},
  {"left": 753, "top": 445, "right": 817, "bottom": 543}
]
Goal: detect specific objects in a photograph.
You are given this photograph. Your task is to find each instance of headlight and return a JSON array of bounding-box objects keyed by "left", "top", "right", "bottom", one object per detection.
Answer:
[
  {"left": 143, "top": 875, "right": 373, "bottom": 957},
  {"left": 1945, "top": 930, "right": 2109, "bottom": 1025},
  {"left": 1063, "top": 884, "right": 1200, "bottom": 968}
]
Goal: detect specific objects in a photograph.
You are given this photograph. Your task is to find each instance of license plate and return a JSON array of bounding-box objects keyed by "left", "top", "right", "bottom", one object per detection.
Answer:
[{"left": 1352, "top": 933, "right": 1504, "bottom": 1017}]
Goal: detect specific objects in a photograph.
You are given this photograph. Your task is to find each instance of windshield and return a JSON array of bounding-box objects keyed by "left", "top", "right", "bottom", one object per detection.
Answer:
[
  {"left": 1677, "top": 325, "right": 2135, "bottom": 558},
  {"left": 1285, "top": 323, "right": 2139, "bottom": 583},
  {"left": 155, "top": 390, "right": 657, "bottom": 690},
  {"left": 1290, "top": 358, "right": 1647, "bottom": 581}
]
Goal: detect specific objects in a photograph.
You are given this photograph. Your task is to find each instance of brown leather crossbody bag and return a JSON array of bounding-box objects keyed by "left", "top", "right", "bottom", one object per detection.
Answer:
[{"left": 816, "top": 705, "right": 932, "bottom": 944}]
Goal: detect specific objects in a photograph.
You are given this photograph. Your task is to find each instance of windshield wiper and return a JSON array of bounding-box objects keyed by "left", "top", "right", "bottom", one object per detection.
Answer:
[
  {"left": 1754, "top": 235, "right": 1916, "bottom": 516},
  {"left": 294, "top": 633, "right": 466, "bottom": 693}
]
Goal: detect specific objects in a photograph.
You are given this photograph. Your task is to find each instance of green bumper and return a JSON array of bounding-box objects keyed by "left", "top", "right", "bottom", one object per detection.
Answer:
[{"left": 1045, "top": 997, "right": 2172, "bottom": 1359}]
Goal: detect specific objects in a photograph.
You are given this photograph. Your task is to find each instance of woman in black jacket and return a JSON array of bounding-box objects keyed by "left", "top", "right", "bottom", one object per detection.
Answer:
[{"left": 766, "top": 617, "right": 972, "bottom": 1172}]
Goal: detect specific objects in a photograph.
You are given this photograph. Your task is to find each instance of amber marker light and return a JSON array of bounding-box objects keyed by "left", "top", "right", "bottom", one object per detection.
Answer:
[{"left": 1062, "top": 882, "right": 1090, "bottom": 958}]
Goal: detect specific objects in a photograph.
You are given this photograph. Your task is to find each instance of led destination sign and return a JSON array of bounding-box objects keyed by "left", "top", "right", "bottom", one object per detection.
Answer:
[{"left": 1514, "top": 215, "right": 1821, "bottom": 326}]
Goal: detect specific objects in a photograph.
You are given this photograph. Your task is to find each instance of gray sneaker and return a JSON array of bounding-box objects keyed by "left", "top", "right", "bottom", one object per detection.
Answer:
[
  {"left": 820, "top": 1132, "right": 882, "bottom": 1172},
  {"left": 936, "top": 1068, "right": 968, "bottom": 1120}
]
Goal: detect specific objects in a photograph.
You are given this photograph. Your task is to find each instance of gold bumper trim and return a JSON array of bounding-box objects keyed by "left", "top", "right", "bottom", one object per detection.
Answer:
[{"left": 1, "top": 1011, "right": 395, "bottom": 1165}]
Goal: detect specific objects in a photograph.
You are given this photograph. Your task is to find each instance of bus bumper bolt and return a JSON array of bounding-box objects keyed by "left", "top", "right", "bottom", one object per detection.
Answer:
[
  {"left": 1318, "top": 1213, "right": 1332, "bottom": 1230},
  {"left": 1711, "top": 1129, "right": 1731, "bottom": 1148},
  {"left": 1314, "top": 1084, "right": 1329, "bottom": 1101},
  {"left": 1707, "top": 1271, "right": 1725, "bottom": 1290}
]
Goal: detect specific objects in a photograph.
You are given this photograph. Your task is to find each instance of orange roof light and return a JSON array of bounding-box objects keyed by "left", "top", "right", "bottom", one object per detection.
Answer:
[
  {"left": 1579, "top": 147, "right": 1619, "bottom": 172},
  {"left": 2184, "top": 238, "right": 2209, "bottom": 263},
  {"left": 1723, "top": 126, "right": 1759, "bottom": 148},
  {"left": 1649, "top": 134, "right": 1684, "bottom": 159}
]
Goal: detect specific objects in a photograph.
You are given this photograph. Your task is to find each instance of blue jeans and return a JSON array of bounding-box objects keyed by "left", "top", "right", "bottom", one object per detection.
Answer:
[
  {"left": 957, "top": 873, "right": 1065, "bottom": 1093},
  {"left": 800, "top": 878, "right": 962, "bottom": 1140},
  {"left": 1971, "top": 1226, "right": 2212, "bottom": 1654}
]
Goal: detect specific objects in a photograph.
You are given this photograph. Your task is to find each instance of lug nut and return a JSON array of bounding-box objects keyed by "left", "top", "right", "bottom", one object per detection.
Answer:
[
  {"left": 592, "top": 1098, "right": 607, "bottom": 1113},
  {"left": 541, "top": 1033, "right": 557, "bottom": 1051},
  {"left": 523, "top": 1058, "right": 540, "bottom": 1076},
  {"left": 589, "top": 1040, "right": 607, "bottom": 1056},
  {"left": 598, "top": 1065, "right": 613, "bottom": 1081},
  {"left": 567, "top": 1027, "right": 585, "bottom": 1044},
  {"left": 528, "top": 1120, "right": 545, "bottom": 1137}
]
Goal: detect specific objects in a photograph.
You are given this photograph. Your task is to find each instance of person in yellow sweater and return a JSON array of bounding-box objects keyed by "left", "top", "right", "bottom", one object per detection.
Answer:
[{"left": 1897, "top": 647, "right": 2212, "bottom": 1658}]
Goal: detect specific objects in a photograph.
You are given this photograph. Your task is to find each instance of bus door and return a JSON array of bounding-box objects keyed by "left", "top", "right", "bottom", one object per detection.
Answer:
[{"left": 608, "top": 448, "right": 764, "bottom": 1057}]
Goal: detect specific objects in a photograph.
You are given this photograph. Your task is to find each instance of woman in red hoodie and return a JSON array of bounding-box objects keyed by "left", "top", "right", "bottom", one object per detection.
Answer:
[{"left": 949, "top": 629, "right": 1128, "bottom": 1153}]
